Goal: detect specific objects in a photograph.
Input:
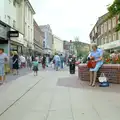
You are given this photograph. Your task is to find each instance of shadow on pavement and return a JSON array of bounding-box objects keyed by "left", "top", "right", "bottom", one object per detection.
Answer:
[
  {"left": 57, "top": 76, "right": 120, "bottom": 93},
  {"left": 6, "top": 68, "right": 32, "bottom": 82}
]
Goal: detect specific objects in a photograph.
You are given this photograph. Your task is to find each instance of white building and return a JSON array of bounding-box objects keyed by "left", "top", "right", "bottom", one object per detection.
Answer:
[
  {"left": 53, "top": 35, "right": 63, "bottom": 54},
  {"left": 24, "top": 0, "right": 35, "bottom": 55},
  {"left": 40, "top": 24, "right": 53, "bottom": 54},
  {"left": 0, "top": 0, "right": 25, "bottom": 54}
]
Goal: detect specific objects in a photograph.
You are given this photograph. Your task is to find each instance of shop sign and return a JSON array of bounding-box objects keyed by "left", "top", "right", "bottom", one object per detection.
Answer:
[
  {"left": 0, "top": 24, "right": 7, "bottom": 39},
  {"left": 8, "top": 31, "right": 19, "bottom": 37}
]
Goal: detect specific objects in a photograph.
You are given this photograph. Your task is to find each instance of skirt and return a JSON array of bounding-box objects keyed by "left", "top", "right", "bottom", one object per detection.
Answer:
[
  {"left": 0, "top": 64, "right": 5, "bottom": 76},
  {"left": 33, "top": 66, "right": 38, "bottom": 71}
]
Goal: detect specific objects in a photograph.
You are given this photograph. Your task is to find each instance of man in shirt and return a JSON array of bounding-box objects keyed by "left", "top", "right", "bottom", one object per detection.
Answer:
[{"left": 53, "top": 53, "right": 60, "bottom": 71}]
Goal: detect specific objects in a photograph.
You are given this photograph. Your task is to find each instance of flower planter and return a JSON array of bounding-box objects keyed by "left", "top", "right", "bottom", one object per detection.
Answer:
[{"left": 78, "top": 64, "right": 120, "bottom": 84}]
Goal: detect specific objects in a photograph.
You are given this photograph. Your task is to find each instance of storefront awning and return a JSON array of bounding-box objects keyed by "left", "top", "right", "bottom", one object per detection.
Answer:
[{"left": 98, "top": 40, "right": 120, "bottom": 50}]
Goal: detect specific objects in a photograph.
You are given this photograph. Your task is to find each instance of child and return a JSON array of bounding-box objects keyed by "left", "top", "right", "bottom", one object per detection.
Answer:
[{"left": 33, "top": 59, "right": 39, "bottom": 76}]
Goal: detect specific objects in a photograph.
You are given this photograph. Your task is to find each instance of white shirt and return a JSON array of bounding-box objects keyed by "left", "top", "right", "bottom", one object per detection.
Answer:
[
  {"left": 20, "top": 56, "right": 26, "bottom": 63},
  {"left": 54, "top": 55, "right": 60, "bottom": 62}
]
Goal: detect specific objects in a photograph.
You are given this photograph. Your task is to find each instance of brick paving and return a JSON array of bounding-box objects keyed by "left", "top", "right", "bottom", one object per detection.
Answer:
[{"left": 0, "top": 68, "right": 120, "bottom": 120}]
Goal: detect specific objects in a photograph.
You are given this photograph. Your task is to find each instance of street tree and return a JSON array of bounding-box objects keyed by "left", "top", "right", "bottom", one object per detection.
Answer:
[{"left": 108, "top": 0, "right": 120, "bottom": 31}]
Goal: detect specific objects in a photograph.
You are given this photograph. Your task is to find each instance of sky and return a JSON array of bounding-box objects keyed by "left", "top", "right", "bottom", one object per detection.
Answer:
[{"left": 29, "top": 0, "right": 113, "bottom": 43}]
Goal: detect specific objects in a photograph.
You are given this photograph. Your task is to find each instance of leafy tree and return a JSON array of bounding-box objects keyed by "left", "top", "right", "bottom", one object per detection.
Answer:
[
  {"left": 108, "top": 0, "right": 120, "bottom": 31},
  {"left": 74, "top": 37, "right": 89, "bottom": 58}
]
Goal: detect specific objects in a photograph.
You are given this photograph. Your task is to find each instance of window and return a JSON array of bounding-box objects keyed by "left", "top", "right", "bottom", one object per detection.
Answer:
[
  {"left": 112, "top": 17, "right": 116, "bottom": 28},
  {"left": 113, "top": 33, "right": 116, "bottom": 41},
  {"left": 7, "top": 16, "right": 10, "bottom": 25},
  {"left": 109, "top": 34, "right": 112, "bottom": 42},
  {"left": 118, "top": 31, "right": 120, "bottom": 40},
  {"left": 25, "top": 23, "right": 27, "bottom": 37},
  {"left": 9, "top": 0, "right": 12, "bottom": 3},
  {"left": 101, "top": 25, "right": 104, "bottom": 34},
  {"left": 104, "top": 22, "right": 107, "bottom": 32},
  {"left": 108, "top": 20, "right": 111, "bottom": 30},
  {"left": 13, "top": 20, "right": 16, "bottom": 28},
  {"left": 105, "top": 36, "right": 108, "bottom": 44}
]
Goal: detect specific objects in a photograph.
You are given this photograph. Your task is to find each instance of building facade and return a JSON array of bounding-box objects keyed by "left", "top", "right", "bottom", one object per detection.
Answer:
[
  {"left": 34, "top": 19, "right": 44, "bottom": 55},
  {"left": 0, "top": 0, "right": 25, "bottom": 55},
  {"left": 40, "top": 24, "right": 53, "bottom": 55},
  {"left": 24, "top": 0, "right": 35, "bottom": 55},
  {"left": 90, "top": 13, "right": 120, "bottom": 51},
  {"left": 53, "top": 35, "right": 63, "bottom": 54}
]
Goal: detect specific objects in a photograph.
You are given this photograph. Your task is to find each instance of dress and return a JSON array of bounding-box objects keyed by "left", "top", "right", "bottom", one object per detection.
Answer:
[
  {"left": 89, "top": 48, "right": 103, "bottom": 72},
  {"left": 13, "top": 55, "right": 19, "bottom": 70},
  {"left": 33, "top": 61, "right": 39, "bottom": 71}
]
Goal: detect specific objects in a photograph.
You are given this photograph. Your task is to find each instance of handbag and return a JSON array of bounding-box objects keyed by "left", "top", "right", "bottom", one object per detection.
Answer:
[
  {"left": 98, "top": 73, "right": 107, "bottom": 82},
  {"left": 87, "top": 60, "right": 96, "bottom": 68}
]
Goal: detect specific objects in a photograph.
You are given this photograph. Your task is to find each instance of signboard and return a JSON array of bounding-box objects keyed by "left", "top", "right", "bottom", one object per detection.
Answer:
[
  {"left": 8, "top": 31, "right": 19, "bottom": 37},
  {"left": 0, "top": 24, "right": 7, "bottom": 39}
]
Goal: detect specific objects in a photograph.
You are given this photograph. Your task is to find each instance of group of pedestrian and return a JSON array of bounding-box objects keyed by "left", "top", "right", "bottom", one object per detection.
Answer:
[{"left": 52, "top": 53, "right": 65, "bottom": 71}]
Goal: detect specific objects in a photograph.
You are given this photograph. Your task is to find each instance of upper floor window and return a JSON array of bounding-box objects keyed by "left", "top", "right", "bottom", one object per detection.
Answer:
[
  {"left": 101, "top": 25, "right": 104, "bottom": 34},
  {"left": 13, "top": 20, "right": 16, "bottom": 28},
  {"left": 105, "top": 36, "right": 108, "bottom": 44},
  {"left": 109, "top": 34, "right": 112, "bottom": 42},
  {"left": 118, "top": 31, "right": 120, "bottom": 40},
  {"left": 113, "top": 33, "right": 116, "bottom": 41},
  {"left": 9, "top": 0, "right": 12, "bottom": 4},
  {"left": 7, "top": 16, "right": 10, "bottom": 25},
  {"left": 104, "top": 22, "right": 107, "bottom": 32},
  {"left": 112, "top": 17, "right": 116, "bottom": 28},
  {"left": 108, "top": 20, "right": 111, "bottom": 30}
]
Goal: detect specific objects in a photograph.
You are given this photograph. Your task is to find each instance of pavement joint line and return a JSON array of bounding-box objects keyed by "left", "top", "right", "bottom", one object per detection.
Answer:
[
  {"left": 45, "top": 85, "right": 55, "bottom": 120},
  {"left": 68, "top": 88, "right": 74, "bottom": 120},
  {"left": 0, "top": 77, "right": 44, "bottom": 117},
  {"left": 92, "top": 103, "right": 102, "bottom": 120}
]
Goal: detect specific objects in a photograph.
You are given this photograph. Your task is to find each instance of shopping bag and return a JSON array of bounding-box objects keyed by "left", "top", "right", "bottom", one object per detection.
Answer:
[{"left": 98, "top": 73, "right": 107, "bottom": 82}]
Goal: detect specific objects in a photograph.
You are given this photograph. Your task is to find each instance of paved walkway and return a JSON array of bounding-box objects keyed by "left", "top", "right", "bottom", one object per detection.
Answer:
[{"left": 0, "top": 68, "right": 120, "bottom": 120}]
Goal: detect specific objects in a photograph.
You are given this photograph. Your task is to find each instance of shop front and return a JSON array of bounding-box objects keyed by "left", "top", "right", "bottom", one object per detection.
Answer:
[
  {"left": 34, "top": 44, "right": 43, "bottom": 56},
  {"left": 0, "top": 21, "right": 10, "bottom": 55},
  {"left": 10, "top": 28, "right": 24, "bottom": 55},
  {"left": 98, "top": 40, "right": 120, "bottom": 52}
]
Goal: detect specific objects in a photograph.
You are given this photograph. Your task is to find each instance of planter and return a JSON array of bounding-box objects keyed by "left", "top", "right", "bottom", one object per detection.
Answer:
[{"left": 78, "top": 64, "right": 120, "bottom": 84}]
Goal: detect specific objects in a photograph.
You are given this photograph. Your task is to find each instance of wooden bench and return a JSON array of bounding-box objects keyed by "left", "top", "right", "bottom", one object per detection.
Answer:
[{"left": 78, "top": 64, "right": 120, "bottom": 84}]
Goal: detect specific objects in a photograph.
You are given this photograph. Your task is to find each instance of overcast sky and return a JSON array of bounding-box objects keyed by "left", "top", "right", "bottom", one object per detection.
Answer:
[{"left": 30, "top": 0, "right": 113, "bottom": 43}]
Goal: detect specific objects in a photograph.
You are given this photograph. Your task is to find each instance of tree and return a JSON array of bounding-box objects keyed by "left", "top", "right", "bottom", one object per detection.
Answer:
[
  {"left": 74, "top": 37, "right": 88, "bottom": 58},
  {"left": 108, "top": 0, "right": 120, "bottom": 31}
]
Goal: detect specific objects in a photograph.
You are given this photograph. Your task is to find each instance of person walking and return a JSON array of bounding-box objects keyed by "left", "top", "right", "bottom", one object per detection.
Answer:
[
  {"left": 10, "top": 51, "right": 14, "bottom": 73},
  {"left": 27, "top": 56, "right": 32, "bottom": 70},
  {"left": 53, "top": 53, "right": 60, "bottom": 71},
  {"left": 12, "top": 51, "right": 19, "bottom": 75},
  {"left": 0, "top": 48, "right": 8, "bottom": 84},
  {"left": 60, "top": 54, "right": 64, "bottom": 69},
  {"left": 42, "top": 55, "right": 46, "bottom": 69},
  {"left": 32, "top": 59, "right": 39, "bottom": 76}
]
